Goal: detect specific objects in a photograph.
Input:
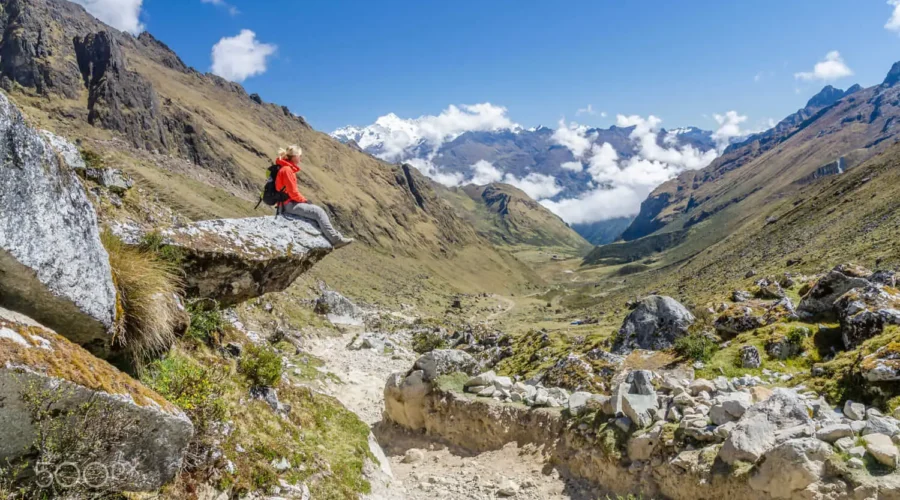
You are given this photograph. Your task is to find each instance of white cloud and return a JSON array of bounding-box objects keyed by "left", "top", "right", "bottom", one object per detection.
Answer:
[
  {"left": 470, "top": 160, "right": 504, "bottom": 185},
  {"left": 71, "top": 0, "right": 144, "bottom": 34},
  {"left": 576, "top": 104, "right": 596, "bottom": 116},
  {"left": 600, "top": 111, "right": 608, "bottom": 118},
  {"left": 560, "top": 161, "right": 584, "bottom": 172},
  {"left": 794, "top": 51, "right": 853, "bottom": 81},
  {"left": 541, "top": 185, "right": 649, "bottom": 224},
  {"left": 617, "top": 114, "right": 718, "bottom": 170},
  {"left": 507, "top": 173, "right": 562, "bottom": 200},
  {"left": 551, "top": 119, "right": 594, "bottom": 158},
  {"left": 211, "top": 30, "right": 277, "bottom": 83},
  {"left": 407, "top": 158, "right": 465, "bottom": 187},
  {"left": 712, "top": 111, "right": 749, "bottom": 151},
  {"left": 201, "top": 0, "right": 239, "bottom": 15},
  {"left": 887, "top": 0, "right": 900, "bottom": 32}
]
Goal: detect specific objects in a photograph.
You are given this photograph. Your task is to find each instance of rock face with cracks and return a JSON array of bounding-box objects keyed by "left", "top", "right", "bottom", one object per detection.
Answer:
[
  {"left": 113, "top": 217, "right": 333, "bottom": 305},
  {"left": 0, "top": 91, "right": 117, "bottom": 349},
  {"left": 0, "top": 307, "right": 193, "bottom": 491}
]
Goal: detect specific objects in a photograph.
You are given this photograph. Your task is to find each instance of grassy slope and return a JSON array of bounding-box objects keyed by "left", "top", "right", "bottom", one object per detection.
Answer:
[{"left": 438, "top": 182, "right": 592, "bottom": 257}]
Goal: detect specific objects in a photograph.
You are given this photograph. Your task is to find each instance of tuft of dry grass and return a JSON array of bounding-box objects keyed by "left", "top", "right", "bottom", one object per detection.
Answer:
[{"left": 101, "top": 230, "right": 183, "bottom": 368}]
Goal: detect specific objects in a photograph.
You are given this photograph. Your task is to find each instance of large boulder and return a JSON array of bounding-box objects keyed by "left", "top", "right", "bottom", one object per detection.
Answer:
[
  {"left": 834, "top": 285, "right": 900, "bottom": 349},
  {"left": 798, "top": 265, "right": 872, "bottom": 316},
  {"left": 0, "top": 93, "right": 117, "bottom": 348},
  {"left": 0, "top": 307, "right": 193, "bottom": 491},
  {"left": 612, "top": 296, "right": 695, "bottom": 354},
  {"left": 719, "top": 390, "right": 813, "bottom": 464},
  {"left": 747, "top": 438, "right": 833, "bottom": 499},
  {"left": 316, "top": 290, "right": 366, "bottom": 326},
  {"left": 113, "top": 217, "right": 332, "bottom": 306}
]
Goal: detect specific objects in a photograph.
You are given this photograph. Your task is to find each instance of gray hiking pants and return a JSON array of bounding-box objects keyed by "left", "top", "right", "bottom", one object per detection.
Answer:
[{"left": 283, "top": 202, "right": 345, "bottom": 244}]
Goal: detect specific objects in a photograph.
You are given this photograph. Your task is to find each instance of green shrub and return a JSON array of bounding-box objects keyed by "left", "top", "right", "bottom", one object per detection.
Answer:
[
  {"left": 786, "top": 326, "right": 810, "bottom": 346},
  {"left": 412, "top": 329, "right": 448, "bottom": 354},
  {"left": 141, "top": 352, "right": 227, "bottom": 437},
  {"left": 674, "top": 333, "right": 719, "bottom": 362},
  {"left": 185, "top": 300, "right": 226, "bottom": 345},
  {"left": 240, "top": 345, "right": 283, "bottom": 387},
  {"left": 101, "top": 230, "right": 182, "bottom": 367}
]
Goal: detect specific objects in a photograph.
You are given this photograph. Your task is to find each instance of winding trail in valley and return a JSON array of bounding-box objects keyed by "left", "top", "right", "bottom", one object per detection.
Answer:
[{"left": 306, "top": 325, "right": 596, "bottom": 500}]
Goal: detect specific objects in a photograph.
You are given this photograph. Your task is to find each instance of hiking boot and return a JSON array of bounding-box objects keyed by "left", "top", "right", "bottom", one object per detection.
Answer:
[{"left": 333, "top": 238, "right": 354, "bottom": 249}]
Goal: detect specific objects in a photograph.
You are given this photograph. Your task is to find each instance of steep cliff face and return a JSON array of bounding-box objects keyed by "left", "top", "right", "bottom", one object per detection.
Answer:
[{"left": 619, "top": 75, "right": 900, "bottom": 247}]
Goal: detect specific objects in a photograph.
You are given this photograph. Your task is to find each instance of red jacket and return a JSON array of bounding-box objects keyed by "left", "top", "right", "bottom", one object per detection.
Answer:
[{"left": 274, "top": 158, "right": 307, "bottom": 204}]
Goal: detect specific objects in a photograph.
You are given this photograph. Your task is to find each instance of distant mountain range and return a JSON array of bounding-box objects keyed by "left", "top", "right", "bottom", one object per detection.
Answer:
[{"left": 332, "top": 120, "right": 718, "bottom": 244}]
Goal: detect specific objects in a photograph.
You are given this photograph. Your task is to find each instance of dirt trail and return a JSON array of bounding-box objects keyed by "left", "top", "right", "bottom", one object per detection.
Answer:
[{"left": 306, "top": 327, "right": 593, "bottom": 500}]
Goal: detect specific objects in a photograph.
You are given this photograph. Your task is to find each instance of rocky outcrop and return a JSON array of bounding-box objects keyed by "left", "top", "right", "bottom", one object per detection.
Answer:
[
  {"left": 114, "top": 217, "right": 332, "bottom": 306},
  {"left": 834, "top": 285, "right": 900, "bottom": 349},
  {"left": 0, "top": 91, "right": 117, "bottom": 348},
  {"left": 797, "top": 264, "right": 873, "bottom": 316},
  {"left": 862, "top": 343, "right": 900, "bottom": 382},
  {"left": 0, "top": 307, "right": 193, "bottom": 491},
  {"left": 316, "top": 289, "right": 367, "bottom": 326},
  {"left": 612, "top": 295, "right": 695, "bottom": 353},
  {"left": 74, "top": 31, "right": 168, "bottom": 151}
]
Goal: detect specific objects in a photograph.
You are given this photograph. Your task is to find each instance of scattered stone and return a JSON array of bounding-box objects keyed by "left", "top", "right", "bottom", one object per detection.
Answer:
[
  {"left": 863, "top": 433, "right": 899, "bottom": 468},
  {"left": 317, "top": 290, "right": 367, "bottom": 326},
  {"left": 402, "top": 449, "right": 425, "bottom": 464},
  {"left": 628, "top": 370, "right": 656, "bottom": 395},
  {"left": 732, "top": 290, "right": 752, "bottom": 302},
  {"left": 567, "top": 391, "right": 594, "bottom": 416},
  {"left": 739, "top": 345, "right": 761, "bottom": 368},
  {"left": 749, "top": 386, "right": 774, "bottom": 403},
  {"left": 848, "top": 457, "right": 865, "bottom": 469},
  {"left": 834, "top": 437, "right": 855, "bottom": 452},
  {"left": 863, "top": 414, "right": 900, "bottom": 437},
  {"left": 497, "top": 480, "right": 519, "bottom": 497},
  {"left": 628, "top": 423, "right": 663, "bottom": 461},
  {"left": 848, "top": 446, "right": 867, "bottom": 459},
  {"left": 816, "top": 424, "right": 854, "bottom": 443},
  {"left": 272, "top": 457, "right": 291, "bottom": 472},
  {"left": 623, "top": 392, "right": 658, "bottom": 429},
  {"left": 612, "top": 296, "right": 695, "bottom": 353},
  {"left": 84, "top": 166, "right": 133, "bottom": 194},
  {"left": 615, "top": 416, "right": 633, "bottom": 433},
  {"left": 689, "top": 379, "right": 716, "bottom": 396},
  {"left": 465, "top": 371, "right": 497, "bottom": 388},
  {"left": 250, "top": 386, "right": 291, "bottom": 415},
  {"left": 843, "top": 400, "right": 866, "bottom": 421}
]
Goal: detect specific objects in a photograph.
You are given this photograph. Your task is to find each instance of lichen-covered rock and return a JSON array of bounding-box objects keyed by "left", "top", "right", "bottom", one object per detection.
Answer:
[
  {"left": 0, "top": 92, "right": 117, "bottom": 348},
  {"left": 861, "top": 343, "right": 900, "bottom": 382},
  {"left": 113, "top": 217, "right": 332, "bottom": 306},
  {"left": 0, "top": 307, "right": 193, "bottom": 491},
  {"left": 542, "top": 353, "right": 602, "bottom": 392},
  {"left": 740, "top": 345, "right": 761, "bottom": 368},
  {"left": 714, "top": 305, "right": 766, "bottom": 336},
  {"left": 612, "top": 296, "right": 695, "bottom": 354},
  {"left": 834, "top": 285, "right": 900, "bottom": 349},
  {"left": 798, "top": 266, "right": 873, "bottom": 316},
  {"left": 85, "top": 167, "right": 134, "bottom": 194}
]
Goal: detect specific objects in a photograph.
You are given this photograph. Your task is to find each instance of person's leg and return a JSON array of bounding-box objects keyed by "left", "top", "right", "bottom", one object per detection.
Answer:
[{"left": 283, "top": 202, "right": 346, "bottom": 244}]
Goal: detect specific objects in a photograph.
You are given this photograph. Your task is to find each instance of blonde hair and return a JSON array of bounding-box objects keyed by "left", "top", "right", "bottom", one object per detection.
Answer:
[{"left": 277, "top": 144, "right": 302, "bottom": 160}]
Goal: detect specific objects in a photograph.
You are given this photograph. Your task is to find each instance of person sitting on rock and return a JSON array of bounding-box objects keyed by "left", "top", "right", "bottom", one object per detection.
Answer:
[{"left": 275, "top": 144, "right": 354, "bottom": 249}]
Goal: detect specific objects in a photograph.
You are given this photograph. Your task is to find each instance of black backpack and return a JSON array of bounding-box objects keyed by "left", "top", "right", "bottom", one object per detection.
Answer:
[{"left": 255, "top": 164, "right": 289, "bottom": 214}]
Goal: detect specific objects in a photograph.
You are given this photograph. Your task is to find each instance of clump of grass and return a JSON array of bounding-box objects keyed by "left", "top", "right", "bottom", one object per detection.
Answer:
[
  {"left": 139, "top": 231, "right": 185, "bottom": 265},
  {"left": 80, "top": 148, "right": 105, "bottom": 170},
  {"left": 101, "top": 230, "right": 182, "bottom": 368},
  {"left": 674, "top": 333, "right": 719, "bottom": 362},
  {"left": 141, "top": 351, "right": 228, "bottom": 469},
  {"left": 240, "top": 344, "right": 283, "bottom": 387},
  {"left": 412, "top": 329, "right": 448, "bottom": 354}
]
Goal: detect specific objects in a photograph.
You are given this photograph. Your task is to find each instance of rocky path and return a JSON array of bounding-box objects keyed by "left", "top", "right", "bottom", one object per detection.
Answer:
[{"left": 306, "top": 327, "right": 591, "bottom": 500}]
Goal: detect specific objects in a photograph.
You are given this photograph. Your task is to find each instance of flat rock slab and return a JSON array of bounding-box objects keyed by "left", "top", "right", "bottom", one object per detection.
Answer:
[
  {"left": 0, "top": 307, "right": 193, "bottom": 491},
  {"left": 114, "top": 217, "right": 332, "bottom": 305},
  {"left": 0, "top": 93, "right": 116, "bottom": 347}
]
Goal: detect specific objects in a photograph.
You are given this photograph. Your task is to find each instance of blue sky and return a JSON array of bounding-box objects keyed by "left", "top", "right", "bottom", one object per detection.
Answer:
[{"left": 115, "top": 0, "right": 900, "bottom": 133}]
